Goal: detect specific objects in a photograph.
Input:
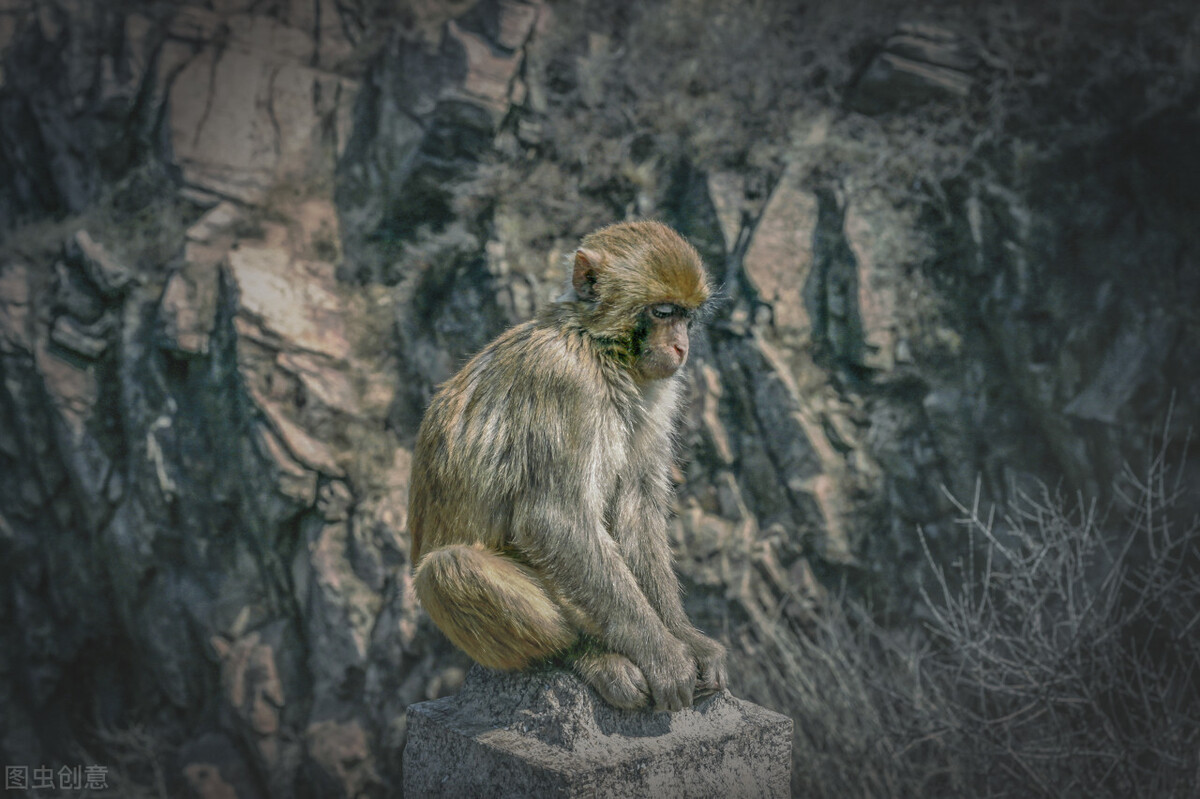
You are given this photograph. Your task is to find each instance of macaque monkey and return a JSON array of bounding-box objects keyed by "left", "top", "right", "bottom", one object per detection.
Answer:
[{"left": 408, "top": 220, "right": 727, "bottom": 712}]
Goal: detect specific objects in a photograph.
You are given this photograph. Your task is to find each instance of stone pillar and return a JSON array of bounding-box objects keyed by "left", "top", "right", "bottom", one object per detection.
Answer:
[{"left": 403, "top": 666, "right": 792, "bottom": 798}]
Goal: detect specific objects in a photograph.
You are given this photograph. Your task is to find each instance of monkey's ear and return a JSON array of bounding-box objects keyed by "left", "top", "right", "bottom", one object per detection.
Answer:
[{"left": 572, "top": 248, "right": 603, "bottom": 302}]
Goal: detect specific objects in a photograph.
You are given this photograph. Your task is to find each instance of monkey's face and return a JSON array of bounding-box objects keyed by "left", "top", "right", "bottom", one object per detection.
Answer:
[{"left": 632, "top": 303, "right": 693, "bottom": 381}]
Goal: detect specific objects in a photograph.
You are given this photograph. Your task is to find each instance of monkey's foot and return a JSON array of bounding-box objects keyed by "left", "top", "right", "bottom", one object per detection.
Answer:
[{"left": 573, "top": 652, "right": 650, "bottom": 710}]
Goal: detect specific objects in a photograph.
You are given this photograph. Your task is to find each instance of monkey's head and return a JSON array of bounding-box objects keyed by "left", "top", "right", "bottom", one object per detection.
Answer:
[{"left": 568, "top": 221, "right": 711, "bottom": 382}]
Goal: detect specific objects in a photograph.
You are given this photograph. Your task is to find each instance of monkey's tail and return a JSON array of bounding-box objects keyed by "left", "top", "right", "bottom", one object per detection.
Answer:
[{"left": 414, "top": 543, "right": 576, "bottom": 670}]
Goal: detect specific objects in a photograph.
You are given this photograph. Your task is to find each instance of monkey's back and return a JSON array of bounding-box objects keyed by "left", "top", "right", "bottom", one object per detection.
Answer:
[{"left": 407, "top": 317, "right": 633, "bottom": 563}]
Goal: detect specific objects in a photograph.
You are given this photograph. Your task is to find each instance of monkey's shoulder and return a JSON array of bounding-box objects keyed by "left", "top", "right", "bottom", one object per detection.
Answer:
[{"left": 461, "top": 319, "right": 632, "bottom": 406}]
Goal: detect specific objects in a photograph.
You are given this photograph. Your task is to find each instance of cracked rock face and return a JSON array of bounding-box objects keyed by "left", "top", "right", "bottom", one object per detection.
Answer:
[
  {"left": 163, "top": 8, "right": 357, "bottom": 205},
  {"left": 0, "top": 3, "right": 1196, "bottom": 798}
]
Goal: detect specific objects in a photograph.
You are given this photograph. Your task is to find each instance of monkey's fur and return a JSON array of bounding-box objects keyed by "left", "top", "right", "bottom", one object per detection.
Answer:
[{"left": 409, "top": 221, "right": 727, "bottom": 712}]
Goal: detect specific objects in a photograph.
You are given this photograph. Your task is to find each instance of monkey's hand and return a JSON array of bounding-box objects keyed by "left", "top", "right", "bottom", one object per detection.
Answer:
[
  {"left": 640, "top": 636, "right": 697, "bottom": 713},
  {"left": 683, "top": 631, "right": 727, "bottom": 697}
]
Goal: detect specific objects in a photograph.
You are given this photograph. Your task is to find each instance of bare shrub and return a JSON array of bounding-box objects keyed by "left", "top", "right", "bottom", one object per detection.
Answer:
[
  {"left": 734, "top": 434, "right": 1199, "bottom": 798},
  {"left": 730, "top": 600, "right": 966, "bottom": 798},
  {"left": 917, "top": 435, "right": 1200, "bottom": 797}
]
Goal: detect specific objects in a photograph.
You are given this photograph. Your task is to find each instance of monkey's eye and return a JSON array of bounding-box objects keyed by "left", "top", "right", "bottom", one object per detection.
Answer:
[{"left": 651, "top": 304, "right": 679, "bottom": 319}]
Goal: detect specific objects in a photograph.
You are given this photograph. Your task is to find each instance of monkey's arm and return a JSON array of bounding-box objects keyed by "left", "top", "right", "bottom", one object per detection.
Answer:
[
  {"left": 613, "top": 471, "right": 728, "bottom": 695},
  {"left": 508, "top": 435, "right": 697, "bottom": 711}
]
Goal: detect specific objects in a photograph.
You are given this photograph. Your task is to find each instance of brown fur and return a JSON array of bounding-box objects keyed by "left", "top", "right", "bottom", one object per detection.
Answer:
[{"left": 408, "top": 220, "right": 727, "bottom": 712}]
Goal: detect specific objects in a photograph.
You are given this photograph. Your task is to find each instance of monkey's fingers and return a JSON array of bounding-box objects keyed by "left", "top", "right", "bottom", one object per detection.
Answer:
[
  {"left": 693, "top": 671, "right": 724, "bottom": 699},
  {"left": 645, "top": 638, "right": 697, "bottom": 712},
  {"left": 652, "top": 670, "right": 696, "bottom": 713},
  {"left": 654, "top": 684, "right": 688, "bottom": 713},
  {"left": 697, "top": 656, "right": 728, "bottom": 693},
  {"left": 575, "top": 652, "right": 650, "bottom": 711}
]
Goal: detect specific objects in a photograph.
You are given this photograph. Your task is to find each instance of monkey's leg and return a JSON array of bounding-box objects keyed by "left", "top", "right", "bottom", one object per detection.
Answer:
[
  {"left": 573, "top": 649, "right": 651, "bottom": 711},
  {"left": 414, "top": 543, "right": 576, "bottom": 671}
]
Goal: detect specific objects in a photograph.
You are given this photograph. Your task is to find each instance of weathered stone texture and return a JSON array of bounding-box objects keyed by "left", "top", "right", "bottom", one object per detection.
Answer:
[
  {"left": 404, "top": 667, "right": 792, "bottom": 799},
  {"left": 850, "top": 23, "right": 977, "bottom": 113}
]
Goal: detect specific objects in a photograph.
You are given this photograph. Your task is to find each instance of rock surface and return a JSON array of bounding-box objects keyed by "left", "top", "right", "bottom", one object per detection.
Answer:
[
  {"left": 404, "top": 667, "right": 792, "bottom": 799},
  {"left": 850, "top": 22, "right": 977, "bottom": 113}
]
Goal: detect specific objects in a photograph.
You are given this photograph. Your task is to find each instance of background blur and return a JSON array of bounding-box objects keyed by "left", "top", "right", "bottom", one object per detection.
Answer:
[{"left": 0, "top": 0, "right": 1197, "bottom": 796}]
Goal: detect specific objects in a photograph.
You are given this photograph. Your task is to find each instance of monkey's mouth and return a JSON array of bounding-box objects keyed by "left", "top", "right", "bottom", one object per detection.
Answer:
[{"left": 638, "top": 353, "right": 686, "bottom": 381}]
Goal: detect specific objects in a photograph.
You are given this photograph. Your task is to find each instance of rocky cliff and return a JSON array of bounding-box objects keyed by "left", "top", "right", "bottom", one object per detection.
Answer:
[{"left": 0, "top": 1, "right": 1196, "bottom": 796}]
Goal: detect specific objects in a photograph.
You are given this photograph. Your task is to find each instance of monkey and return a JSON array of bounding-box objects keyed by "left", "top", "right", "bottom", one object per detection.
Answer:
[{"left": 407, "top": 220, "right": 727, "bottom": 713}]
